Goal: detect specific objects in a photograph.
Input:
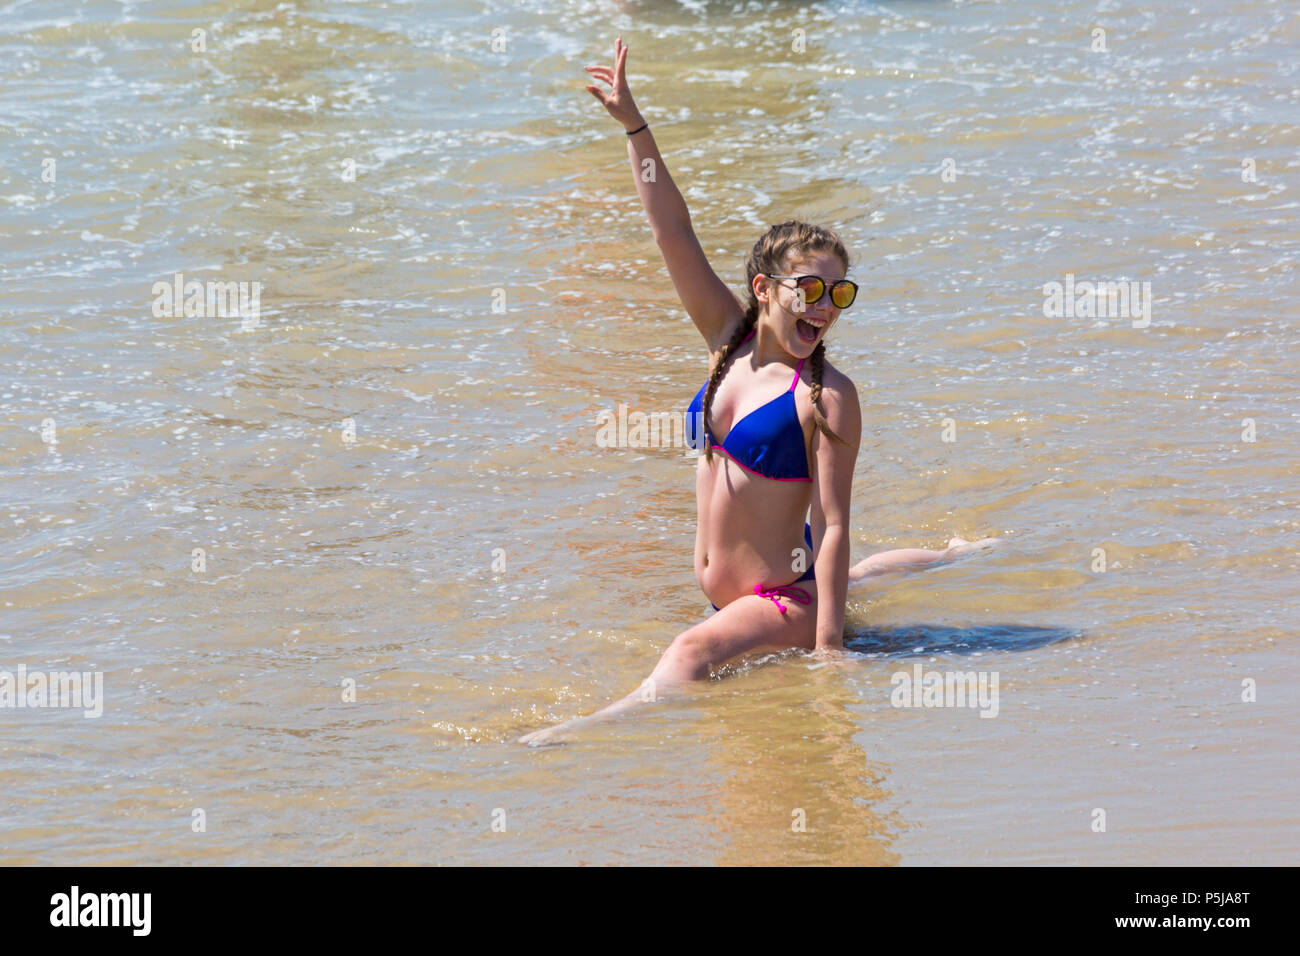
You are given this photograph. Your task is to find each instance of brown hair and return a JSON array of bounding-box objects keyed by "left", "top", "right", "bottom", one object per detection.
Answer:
[{"left": 701, "top": 219, "right": 852, "bottom": 464}]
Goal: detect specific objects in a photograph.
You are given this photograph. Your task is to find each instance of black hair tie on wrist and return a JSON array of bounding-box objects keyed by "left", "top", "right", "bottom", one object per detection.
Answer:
[{"left": 625, "top": 122, "right": 649, "bottom": 136}]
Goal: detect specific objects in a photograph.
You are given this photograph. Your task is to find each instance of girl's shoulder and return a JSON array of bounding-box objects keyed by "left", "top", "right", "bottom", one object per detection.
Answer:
[{"left": 813, "top": 355, "right": 858, "bottom": 402}]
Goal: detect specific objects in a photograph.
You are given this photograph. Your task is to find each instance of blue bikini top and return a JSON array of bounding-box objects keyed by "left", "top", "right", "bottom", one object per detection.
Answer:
[{"left": 685, "top": 330, "right": 811, "bottom": 482}]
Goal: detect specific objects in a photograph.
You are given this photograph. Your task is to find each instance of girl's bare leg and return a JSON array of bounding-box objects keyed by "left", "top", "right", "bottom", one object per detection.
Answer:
[
  {"left": 518, "top": 536, "right": 999, "bottom": 745},
  {"left": 517, "top": 676, "right": 671, "bottom": 747},
  {"left": 848, "top": 535, "right": 999, "bottom": 584},
  {"left": 518, "top": 587, "right": 821, "bottom": 747}
]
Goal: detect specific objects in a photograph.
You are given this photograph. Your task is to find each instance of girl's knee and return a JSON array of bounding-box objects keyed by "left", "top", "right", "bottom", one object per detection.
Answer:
[{"left": 654, "top": 630, "right": 712, "bottom": 681}]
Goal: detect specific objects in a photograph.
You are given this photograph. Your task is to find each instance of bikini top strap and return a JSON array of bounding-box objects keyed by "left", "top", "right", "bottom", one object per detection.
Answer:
[{"left": 789, "top": 357, "right": 805, "bottom": 391}]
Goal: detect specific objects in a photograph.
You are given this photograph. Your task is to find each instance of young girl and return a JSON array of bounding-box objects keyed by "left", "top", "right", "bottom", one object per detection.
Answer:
[{"left": 518, "top": 38, "right": 994, "bottom": 746}]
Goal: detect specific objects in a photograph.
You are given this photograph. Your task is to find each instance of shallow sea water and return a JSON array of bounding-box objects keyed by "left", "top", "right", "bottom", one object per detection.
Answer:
[{"left": 1, "top": 0, "right": 1297, "bottom": 864}]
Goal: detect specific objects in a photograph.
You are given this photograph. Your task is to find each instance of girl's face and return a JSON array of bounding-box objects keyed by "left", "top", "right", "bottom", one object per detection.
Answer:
[{"left": 756, "top": 251, "right": 847, "bottom": 357}]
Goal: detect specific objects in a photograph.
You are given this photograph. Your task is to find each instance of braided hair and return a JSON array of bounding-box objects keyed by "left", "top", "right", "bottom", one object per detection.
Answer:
[{"left": 701, "top": 219, "right": 851, "bottom": 464}]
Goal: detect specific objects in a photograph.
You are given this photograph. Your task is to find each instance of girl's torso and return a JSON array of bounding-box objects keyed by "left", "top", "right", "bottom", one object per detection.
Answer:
[{"left": 685, "top": 331, "right": 817, "bottom": 605}]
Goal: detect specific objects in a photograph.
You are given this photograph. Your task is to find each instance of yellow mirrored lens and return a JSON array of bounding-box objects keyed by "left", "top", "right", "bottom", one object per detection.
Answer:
[
  {"left": 796, "top": 278, "right": 824, "bottom": 308},
  {"left": 830, "top": 282, "right": 855, "bottom": 308}
]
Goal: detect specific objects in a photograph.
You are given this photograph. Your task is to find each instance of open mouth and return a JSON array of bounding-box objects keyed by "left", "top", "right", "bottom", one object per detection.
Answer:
[{"left": 795, "top": 318, "right": 825, "bottom": 343}]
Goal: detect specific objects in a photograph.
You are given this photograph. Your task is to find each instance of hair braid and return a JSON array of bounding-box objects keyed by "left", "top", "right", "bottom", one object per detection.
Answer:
[
  {"left": 700, "top": 305, "right": 757, "bottom": 464},
  {"left": 808, "top": 339, "right": 847, "bottom": 446}
]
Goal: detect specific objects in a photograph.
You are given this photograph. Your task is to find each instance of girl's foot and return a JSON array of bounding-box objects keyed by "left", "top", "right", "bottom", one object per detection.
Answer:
[
  {"left": 518, "top": 713, "right": 598, "bottom": 747},
  {"left": 945, "top": 535, "right": 1000, "bottom": 558},
  {"left": 518, "top": 724, "right": 576, "bottom": 747}
]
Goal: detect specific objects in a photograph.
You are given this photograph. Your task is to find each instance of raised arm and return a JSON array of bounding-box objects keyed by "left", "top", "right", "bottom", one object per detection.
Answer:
[{"left": 584, "top": 37, "right": 744, "bottom": 351}]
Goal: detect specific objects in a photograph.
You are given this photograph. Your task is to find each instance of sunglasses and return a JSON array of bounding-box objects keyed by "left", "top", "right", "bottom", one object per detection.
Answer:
[{"left": 766, "top": 274, "right": 859, "bottom": 310}]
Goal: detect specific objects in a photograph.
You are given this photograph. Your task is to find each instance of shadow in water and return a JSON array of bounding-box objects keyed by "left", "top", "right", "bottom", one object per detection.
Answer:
[{"left": 843, "top": 623, "right": 1080, "bottom": 658}]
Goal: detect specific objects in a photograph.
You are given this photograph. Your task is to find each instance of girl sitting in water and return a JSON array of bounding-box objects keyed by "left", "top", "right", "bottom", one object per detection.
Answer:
[{"left": 519, "top": 37, "right": 995, "bottom": 747}]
